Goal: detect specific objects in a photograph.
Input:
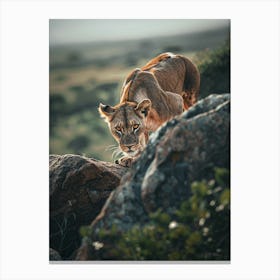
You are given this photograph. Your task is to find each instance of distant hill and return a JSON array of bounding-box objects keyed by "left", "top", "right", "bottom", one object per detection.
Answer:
[{"left": 50, "top": 27, "right": 229, "bottom": 70}]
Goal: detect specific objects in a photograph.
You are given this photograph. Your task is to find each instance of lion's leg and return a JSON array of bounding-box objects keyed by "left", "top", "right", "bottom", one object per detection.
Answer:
[
  {"left": 182, "top": 90, "right": 198, "bottom": 110},
  {"left": 115, "top": 156, "right": 134, "bottom": 167},
  {"left": 179, "top": 55, "right": 200, "bottom": 110},
  {"left": 144, "top": 131, "right": 149, "bottom": 144}
]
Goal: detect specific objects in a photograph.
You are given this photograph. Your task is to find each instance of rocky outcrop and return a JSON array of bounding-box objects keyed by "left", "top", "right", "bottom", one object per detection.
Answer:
[
  {"left": 49, "top": 248, "right": 62, "bottom": 261},
  {"left": 49, "top": 155, "right": 127, "bottom": 259},
  {"left": 76, "top": 94, "right": 230, "bottom": 260},
  {"left": 49, "top": 94, "right": 230, "bottom": 261}
]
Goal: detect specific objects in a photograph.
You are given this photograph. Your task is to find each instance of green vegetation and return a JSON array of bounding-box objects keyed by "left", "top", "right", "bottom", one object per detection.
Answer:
[
  {"left": 81, "top": 168, "right": 230, "bottom": 260},
  {"left": 49, "top": 80, "right": 119, "bottom": 160},
  {"left": 195, "top": 39, "right": 230, "bottom": 98}
]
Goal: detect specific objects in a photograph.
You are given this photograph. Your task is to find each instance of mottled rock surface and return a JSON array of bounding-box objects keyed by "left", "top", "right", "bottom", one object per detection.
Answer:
[
  {"left": 49, "top": 154, "right": 127, "bottom": 259},
  {"left": 74, "top": 94, "right": 230, "bottom": 260},
  {"left": 49, "top": 248, "right": 62, "bottom": 261}
]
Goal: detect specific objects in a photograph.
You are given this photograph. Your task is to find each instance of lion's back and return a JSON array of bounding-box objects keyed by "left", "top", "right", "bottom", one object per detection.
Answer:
[{"left": 141, "top": 53, "right": 187, "bottom": 94}]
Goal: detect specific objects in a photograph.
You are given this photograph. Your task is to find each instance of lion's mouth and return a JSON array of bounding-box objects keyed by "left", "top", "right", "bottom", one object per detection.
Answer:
[
  {"left": 121, "top": 143, "right": 143, "bottom": 157},
  {"left": 125, "top": 150, "right": 140, "bottom": 157},
  {"left": 123, "top": 146, "right": 142, "bottom": 157}
]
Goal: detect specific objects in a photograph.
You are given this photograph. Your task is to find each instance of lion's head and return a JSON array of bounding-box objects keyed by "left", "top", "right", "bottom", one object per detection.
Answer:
[{"left": 98, "top": 99, "right": 151, "bottom": 157}]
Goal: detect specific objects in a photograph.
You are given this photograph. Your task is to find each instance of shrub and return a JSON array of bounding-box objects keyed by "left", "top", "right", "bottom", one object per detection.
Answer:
[
  {"left": 67, "top": 135, "right": 90, "bottom": 152},
  {"left": 196, "top": 40, "right": 230, "bottom": 98},
  {"left": 81, "top": 168, "right": 230, "bottom": 260}
]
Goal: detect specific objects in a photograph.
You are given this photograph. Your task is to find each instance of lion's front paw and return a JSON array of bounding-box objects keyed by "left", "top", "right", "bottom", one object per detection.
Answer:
[{"left": 115, "top": 156, "right": 133, "bottom": 167}]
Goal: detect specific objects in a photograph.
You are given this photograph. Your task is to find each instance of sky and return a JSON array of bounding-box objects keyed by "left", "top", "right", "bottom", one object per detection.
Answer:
[{"left": 49, "top": 19, "right": 230, "bottom": 46}]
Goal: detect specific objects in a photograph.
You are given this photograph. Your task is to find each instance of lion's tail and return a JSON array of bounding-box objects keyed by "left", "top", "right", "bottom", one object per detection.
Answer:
[{"left": 179, "top": 56, "right": 200, "bottom": 110}]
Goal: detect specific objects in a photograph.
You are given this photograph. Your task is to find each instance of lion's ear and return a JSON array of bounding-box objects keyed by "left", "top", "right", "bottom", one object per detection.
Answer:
[
  {"left": 98, "top": 103, "right": 115, "bottom": 119},
  {"left": 135, "top": 99, "right": 151, "bottom": 117}
]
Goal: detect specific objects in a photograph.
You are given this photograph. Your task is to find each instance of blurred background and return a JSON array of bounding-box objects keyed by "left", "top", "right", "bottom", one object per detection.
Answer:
[{"left": 49, "top": 19, "right": 230, "bottom": 161}]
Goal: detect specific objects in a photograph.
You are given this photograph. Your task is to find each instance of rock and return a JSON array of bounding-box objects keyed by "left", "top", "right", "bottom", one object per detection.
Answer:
[
  {"left": 49, "top": 154, "right": 127, "bottom": 259},
  {"left": 75, "top": 93, "right": 230, "bottom": 260},
  {"left": 49, "top": 248, "right": 62, "bottom": 261}
]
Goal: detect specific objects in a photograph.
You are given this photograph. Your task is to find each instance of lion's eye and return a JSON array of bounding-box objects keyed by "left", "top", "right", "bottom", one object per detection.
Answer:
[
  {"left": 133, "top": 124, "right": 139, "bottom": 130},
  {"left": 115, "top": 127, "right": 122, "bottom": 132}
]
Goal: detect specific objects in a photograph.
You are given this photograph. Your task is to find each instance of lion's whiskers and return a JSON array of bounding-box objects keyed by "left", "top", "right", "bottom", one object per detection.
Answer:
[
  {"left": 105, "top": 144, "right": 123, "bottom": 161},
  {"left": 112, "top": 147, "right": 123, "bottom": 161},
  {"left": 105, "top": 144, "right": 118, "bottom": 151}
]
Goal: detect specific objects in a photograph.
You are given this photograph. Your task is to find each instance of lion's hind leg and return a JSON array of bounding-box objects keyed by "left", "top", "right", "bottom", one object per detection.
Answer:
[
  {"left": 182, "top": 90, "right": 198, "bottom": 110},
  {"left": 179, "top": 55, "right": 200, "bottom": 110}
]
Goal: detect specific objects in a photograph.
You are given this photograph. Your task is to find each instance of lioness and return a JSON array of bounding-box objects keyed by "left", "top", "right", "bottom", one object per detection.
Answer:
[{"left": 99, "top": 52, "right": 200, "bottom": 167}]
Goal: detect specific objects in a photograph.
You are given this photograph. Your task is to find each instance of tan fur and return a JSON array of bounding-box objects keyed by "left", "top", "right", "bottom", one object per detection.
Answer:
[{"left": 99, "top": 53, "right": 200, "bottom": 167}]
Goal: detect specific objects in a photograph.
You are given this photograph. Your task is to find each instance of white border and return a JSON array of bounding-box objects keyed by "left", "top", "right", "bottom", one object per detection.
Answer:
[{"left": 0, "top": 0, "right": 279, "bottom": 280}]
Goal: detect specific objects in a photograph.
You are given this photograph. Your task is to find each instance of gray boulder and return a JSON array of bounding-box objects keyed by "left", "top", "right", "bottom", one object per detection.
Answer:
[
  {"left": 49, "top": 154, "right": 127, "bottom": 259},
  {"left": 74, "top": 93, "right": 230, "bottom": 260}
]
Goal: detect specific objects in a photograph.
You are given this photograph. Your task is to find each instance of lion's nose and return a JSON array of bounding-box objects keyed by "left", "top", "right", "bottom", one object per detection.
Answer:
[{"left": 126, "top": 144, "right": 134, "bottom": 151}]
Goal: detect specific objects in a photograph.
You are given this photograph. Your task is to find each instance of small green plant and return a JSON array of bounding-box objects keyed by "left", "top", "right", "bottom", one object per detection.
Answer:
[{"left": 82, "top": 168, "right": 230, "bottom": 260}]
